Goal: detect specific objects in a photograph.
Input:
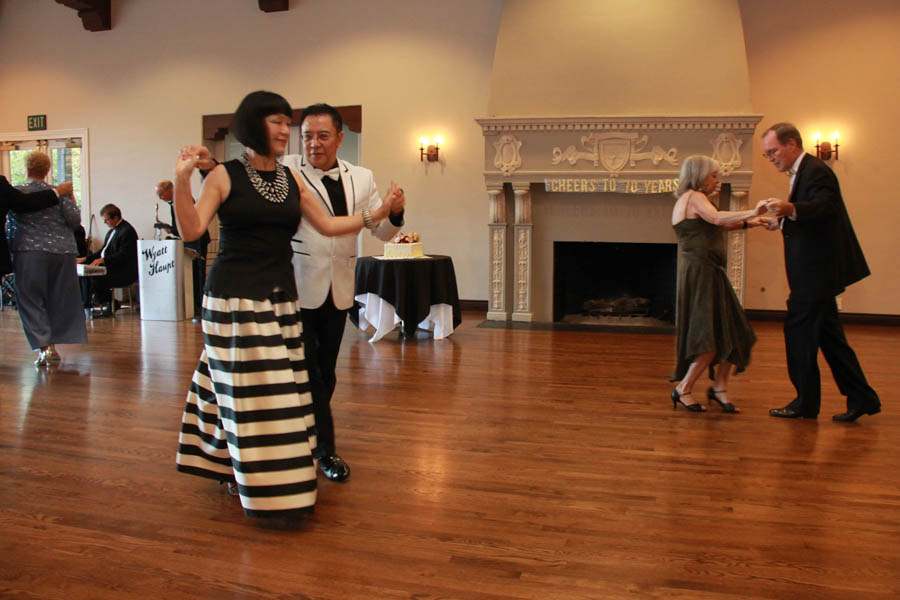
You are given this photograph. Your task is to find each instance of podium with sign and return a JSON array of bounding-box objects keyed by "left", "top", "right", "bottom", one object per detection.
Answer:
[{"left": 137, "top": 239, "right": 196, "bottom": 321}]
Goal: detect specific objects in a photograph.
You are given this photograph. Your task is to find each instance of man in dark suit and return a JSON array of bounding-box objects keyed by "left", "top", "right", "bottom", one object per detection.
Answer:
[
  {"left": 1, "top": 176, "right": 71, "bottom": 275},
  {"left": 156, "top": 179, "right": 209, "bottom": 320},
  {"left": 77, "top": 203, "right": 139, "bottom": 317},
  {"left": 761, "top": 122, "right": 880, "bottom": 422}
]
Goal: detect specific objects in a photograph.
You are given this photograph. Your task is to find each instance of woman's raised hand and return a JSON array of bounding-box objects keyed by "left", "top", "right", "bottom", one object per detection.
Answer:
[
  {"left": 175, "top": 147, "right": 199, "bottom": 177},
  {"left": 180, "top": 145, "right": 216, "bottom": 170}
]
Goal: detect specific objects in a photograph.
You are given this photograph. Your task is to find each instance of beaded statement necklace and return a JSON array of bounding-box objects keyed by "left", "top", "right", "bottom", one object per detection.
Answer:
[{"left": 238, "top": 152, "right": 289, "bottom": 204}]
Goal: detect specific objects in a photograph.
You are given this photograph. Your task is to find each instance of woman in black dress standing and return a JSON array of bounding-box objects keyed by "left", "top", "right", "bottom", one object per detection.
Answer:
[
  {"left": 670, "top": 155, "right": 769, "bottom": 413},
  {"left": 173, "top": 91, "right": 397, "bottom": 521}
]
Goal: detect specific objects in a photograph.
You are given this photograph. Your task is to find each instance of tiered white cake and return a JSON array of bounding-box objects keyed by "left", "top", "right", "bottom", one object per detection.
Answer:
[{"left": 384, "top": 232, "right": 423, "bottom": 259}]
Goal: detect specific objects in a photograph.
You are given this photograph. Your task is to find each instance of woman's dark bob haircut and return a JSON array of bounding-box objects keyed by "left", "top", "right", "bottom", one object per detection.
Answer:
[{"left": 231, "top": 91, "right": 293, "bottom": 156}]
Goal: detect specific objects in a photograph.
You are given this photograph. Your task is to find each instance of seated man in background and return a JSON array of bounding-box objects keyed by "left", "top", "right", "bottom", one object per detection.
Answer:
[
  {"left": 77, "top": 203, "right": 138, "bottom": 317},
  {"left": 156, "top": 179, "right": 209, "bottom": 319}
]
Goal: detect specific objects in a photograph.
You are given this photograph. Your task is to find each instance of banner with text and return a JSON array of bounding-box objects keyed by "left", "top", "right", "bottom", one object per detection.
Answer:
[{"left": 544, "top": 178, "right": 680, "bottom": 194}]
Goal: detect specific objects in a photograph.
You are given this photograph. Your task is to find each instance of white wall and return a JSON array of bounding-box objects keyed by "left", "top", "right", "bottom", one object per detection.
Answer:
[
  {"left": 489, "top": 0, "right": 752, "bottom": 116},
  {"left": 0, "top": 0, "right": 502, "bottom": 300},
  {"left": 739, "top": 0, "right": 900, "bottom": 315}
]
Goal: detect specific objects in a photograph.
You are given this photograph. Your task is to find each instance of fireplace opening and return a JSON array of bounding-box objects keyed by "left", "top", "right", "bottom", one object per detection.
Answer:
[{"left": 553, "top": 241, "right": 676, "bottom": 327}]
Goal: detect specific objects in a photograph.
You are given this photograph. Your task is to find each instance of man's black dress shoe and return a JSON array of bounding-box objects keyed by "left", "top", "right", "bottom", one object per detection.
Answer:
[
  {"left": 833, "top": 407, "right": 881, "bottom": 422},
  {"left": 769, "top": 407, "right": 804, "bottom": 419},
  {"left": 92, "top": 301, "right": 116, "bottom": 318},
  {"left": 318, "top": 454, "right": 350, "bottom": 482}
]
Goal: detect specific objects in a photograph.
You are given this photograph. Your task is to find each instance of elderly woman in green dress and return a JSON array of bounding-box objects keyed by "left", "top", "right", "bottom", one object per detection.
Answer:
[{"left": 669, "top": 155, "right": 771, "bottom": 413}]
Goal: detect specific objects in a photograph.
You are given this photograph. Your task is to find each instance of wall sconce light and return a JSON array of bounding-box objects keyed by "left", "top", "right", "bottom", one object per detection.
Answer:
[
  {"left": 419, "top": 135, "right": 443, "bottom": 162},
  {"left": 813, "top": 131, "right": 840, "bottom": 160}
]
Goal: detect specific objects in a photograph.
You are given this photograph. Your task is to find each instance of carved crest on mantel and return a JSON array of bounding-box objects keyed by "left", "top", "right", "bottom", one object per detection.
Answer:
[
  {"left": 551, "top": 132, "right": 679, "bottom": 176},
  {"left": 493, "top": 134, "right": 523, "bottom": 175},
  {"left": 711, "top": 132, "right": 743, "bottom": 176}
]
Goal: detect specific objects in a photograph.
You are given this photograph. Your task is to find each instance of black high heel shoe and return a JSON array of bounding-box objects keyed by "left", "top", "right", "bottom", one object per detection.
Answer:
[
  {"left": 219, "top": 480, "right": 240, "bottom": 496},
  {"left": 707, "top": 387, "right": 739, "bottom": 413},
  {"left": 671, "top": 388, "right": 705, "bottom": 412}
]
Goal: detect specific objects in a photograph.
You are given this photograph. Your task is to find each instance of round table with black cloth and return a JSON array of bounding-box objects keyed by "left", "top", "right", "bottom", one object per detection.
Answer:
[{"left": 351, "top": 255, "right": 462, "bottom": 338}]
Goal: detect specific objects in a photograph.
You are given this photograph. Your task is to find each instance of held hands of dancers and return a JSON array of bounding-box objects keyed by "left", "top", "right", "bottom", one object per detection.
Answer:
[
  {"left": 176, "top": 145, "right": 216, "bottom": 176},
  {"left": 371, "top": 181, "right": 401, "bottom": 221},
  {"left": 55, "top": 181, "right": 73, "bottom": 197},
  {"left": 175, "top": 147, "right": 201, "bottom": 178},
  {"left": 383, "top": 181, "right": 405, "bottom": 216},
  {"left": 730, "top": 200, "right": 772, "bottom": 230},
  {"left": 745, "top": 215, "right": 779, "bottom": 230},
  {"left": 757, "top": 215, "right": 779, "bottom": 230},
  {"left": 753, "top": 199, "right": 768, "bottom": 216},
  {"left": 739, "top": 198, "right": 786, "bottom": 230},
  {"left": 764, "top": 197, "right": 794, "bottom": 218},
  {"left": 181, "top": 145, "right": 216, "bottom": 171}
]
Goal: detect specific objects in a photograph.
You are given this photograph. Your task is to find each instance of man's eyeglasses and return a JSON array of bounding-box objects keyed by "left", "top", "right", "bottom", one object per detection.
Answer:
[{"left": 762, "top": 148, "right": 780, "bottom": 159}]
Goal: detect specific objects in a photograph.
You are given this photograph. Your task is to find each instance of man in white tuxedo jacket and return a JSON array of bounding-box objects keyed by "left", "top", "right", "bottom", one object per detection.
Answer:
[{"left": 281, "top": 103, "right": 405, "bottom": 482}]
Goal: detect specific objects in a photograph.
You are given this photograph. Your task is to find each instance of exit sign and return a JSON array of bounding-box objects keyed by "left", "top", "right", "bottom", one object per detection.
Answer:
[{"left": 27, "top": 115, "right": 47, "bottom": 131}]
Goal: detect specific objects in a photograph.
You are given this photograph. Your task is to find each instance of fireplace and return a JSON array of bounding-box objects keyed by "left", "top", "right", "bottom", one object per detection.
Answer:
[
  {"left": 477, "top": 115, "right": 761, "bottom": 323},
  {"left": 553, "top": 241, "right": 676, "bottom": 326}
]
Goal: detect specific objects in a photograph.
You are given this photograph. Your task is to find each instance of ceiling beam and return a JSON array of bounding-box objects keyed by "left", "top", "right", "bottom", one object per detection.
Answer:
[{"left": 55, "top": 0, "right": 111, "bottom": 32}]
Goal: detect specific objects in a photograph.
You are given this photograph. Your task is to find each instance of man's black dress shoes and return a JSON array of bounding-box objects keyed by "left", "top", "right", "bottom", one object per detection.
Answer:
[
  {"left": 318, "top": 454, "right": 350, "bottom": 482},
  {"left": 92, "top": 301, "right": 117, "bottom": 318},
  {"left": 769, "top": 407, "right": 805, "bottom": 419},
  {"left": 833, "top": 407, "right": 881, "bottom": 422}
]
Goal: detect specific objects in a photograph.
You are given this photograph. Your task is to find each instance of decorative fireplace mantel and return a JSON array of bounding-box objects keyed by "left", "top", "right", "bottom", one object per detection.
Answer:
[{"left": 476, "top": 115, "right": 763, "bottom": 322}]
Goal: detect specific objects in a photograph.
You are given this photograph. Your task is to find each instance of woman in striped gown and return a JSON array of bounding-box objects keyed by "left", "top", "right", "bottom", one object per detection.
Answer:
[{"left": 173, "top": 91, "right": 397, "bottom": 521}]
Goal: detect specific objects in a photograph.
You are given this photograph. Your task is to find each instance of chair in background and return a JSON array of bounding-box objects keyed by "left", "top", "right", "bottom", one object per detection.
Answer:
[{"left": 111, "top": 282, "right": 139, "bottom": 314}]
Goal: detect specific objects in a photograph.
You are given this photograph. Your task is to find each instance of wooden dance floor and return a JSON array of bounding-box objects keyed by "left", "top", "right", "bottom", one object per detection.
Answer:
[{"left": 1, "top": 309, "right": 898, "bottom": 599}]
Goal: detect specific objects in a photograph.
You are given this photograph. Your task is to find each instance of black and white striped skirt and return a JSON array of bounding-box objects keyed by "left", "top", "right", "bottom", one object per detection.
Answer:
[{"left": 176, "top": 290, "right": 317, "bottom": 518}]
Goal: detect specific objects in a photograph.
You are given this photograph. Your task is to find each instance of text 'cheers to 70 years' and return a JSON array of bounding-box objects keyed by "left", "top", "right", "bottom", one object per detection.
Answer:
[{"left": 544, "top": 178, "right": 680, "bottom": 194}]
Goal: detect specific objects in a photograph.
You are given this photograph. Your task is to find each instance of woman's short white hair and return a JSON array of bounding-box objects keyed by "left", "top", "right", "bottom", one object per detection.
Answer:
[{"left": 675, "top": 155, "right": 719, "bottom": 197}]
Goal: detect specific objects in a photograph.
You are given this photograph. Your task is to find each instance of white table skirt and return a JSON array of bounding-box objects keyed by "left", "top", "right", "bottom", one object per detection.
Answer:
[{"left": 354, "top": 292, "right": 455, "bottom": 343}]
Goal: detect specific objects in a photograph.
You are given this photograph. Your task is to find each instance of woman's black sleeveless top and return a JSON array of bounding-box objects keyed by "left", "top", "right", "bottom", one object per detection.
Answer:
[{"left": 205, "top": 159, "right": 301, "bottom": 301}]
